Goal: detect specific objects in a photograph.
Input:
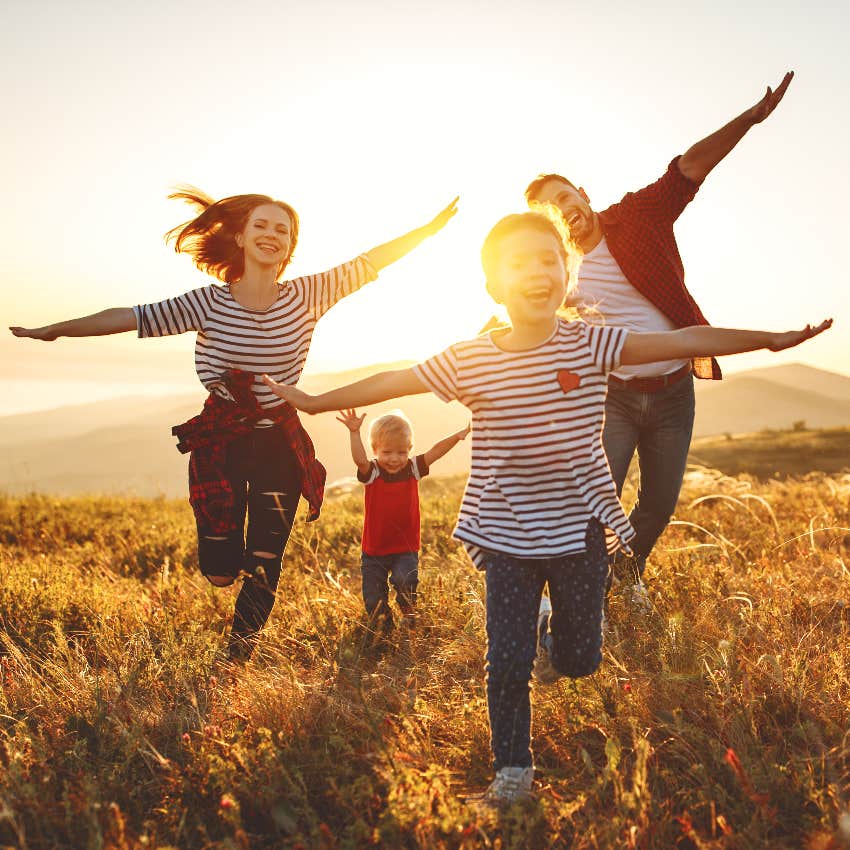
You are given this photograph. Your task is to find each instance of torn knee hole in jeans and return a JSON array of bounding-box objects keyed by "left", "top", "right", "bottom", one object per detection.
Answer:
[
  {"left": 260, "top": 491, "right": 294, "bottom": 527},
  {"left": 243, "top": 550, "right": 280, "bottom": 586},
  {"left": 206, "top": 575, "right": 235, "bottom": 587}
]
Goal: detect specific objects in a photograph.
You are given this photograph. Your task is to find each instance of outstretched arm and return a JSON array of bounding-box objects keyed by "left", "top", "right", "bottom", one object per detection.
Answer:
[
  {"left": 263, "top": 368, "right": 428, "bottom": 414},
  {"left": 678, "top": 71, "right": 794, "bottom": 184},
  {"left": 10, "top": 308, "right": 137, "bottom": 341},
  {"left": 336, "top": 409, "right": 371, "bottom": 476},
  {"left": 423, "top": 423, "right": 470, "bottom": 468},
  {"left": 363, "top": 197, "right": 458, "bottom": 271},
  {"left": 620, "top": 318, "right": 832, "bottom": 365}
]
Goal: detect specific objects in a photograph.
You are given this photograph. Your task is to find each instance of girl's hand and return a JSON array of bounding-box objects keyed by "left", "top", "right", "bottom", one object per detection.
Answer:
[
  {"left": 457, "top": 423, "right": 471, "bottom": 440},
  {"left": 261, "top": 374, "right": 316, "bottom": 412},
  {"left": 425, "top": 197, "right": 459, "bottom": 236},
  {"left": 767, "top": 318, "right": 832, "bottom": 351},
  {"left": 336, "top": 409, "right": 366, "bottom": 431},
  {"left": 9, "top": 325, "right": 59, "bottom": 341}
]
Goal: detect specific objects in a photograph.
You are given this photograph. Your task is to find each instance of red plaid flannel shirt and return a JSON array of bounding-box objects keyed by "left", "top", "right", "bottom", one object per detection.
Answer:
[
  {"left": 599, "top": 156, "right": 721, "bottom": 380},
  {"left": 172, "top": 370, "right": 326, "bottom": 535}
]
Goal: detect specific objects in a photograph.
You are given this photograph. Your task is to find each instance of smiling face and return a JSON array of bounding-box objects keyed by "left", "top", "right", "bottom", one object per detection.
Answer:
[
  {"left": 236, "top": 203, "right": 294, "bottom": 271},
  {"left": 374, "top": 435, "right": 412, "bottom": 474},
  {"left": 532, "top": 177, "right": 599, "bottom": 251},
  {"left": 485, "top": 224, "right": 568, "bottom": 329}
]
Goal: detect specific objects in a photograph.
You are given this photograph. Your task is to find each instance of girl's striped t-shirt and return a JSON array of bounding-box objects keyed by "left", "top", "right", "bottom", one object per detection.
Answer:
[
  {"left": 412, "top": 318, "right": 635, "bottom": 566},
  {"left": 132, "top": 256, "right": 377, "bottom": 409}
]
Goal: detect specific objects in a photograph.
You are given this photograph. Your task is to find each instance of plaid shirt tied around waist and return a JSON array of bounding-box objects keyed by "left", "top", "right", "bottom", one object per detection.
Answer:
[
  {"left": 172, "top": 370, "right": 326, "bottom": 535},
  {"left": 599, "top": 156, "right": 721, "bottom": 380}
]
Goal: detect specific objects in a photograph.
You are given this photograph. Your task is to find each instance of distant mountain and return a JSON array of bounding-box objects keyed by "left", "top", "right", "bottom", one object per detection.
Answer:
[
  {"left": 1, "top": 363, "right": 848, "bottom": 496},
  {"left": 722, "top": 363, "right": 850, "bottom": 403},
  {"left": 693, "top": 364, "right": 850, "bottom": 436},
  {"left": 0, "top": 361, "right": 468, "bottom": 497}
]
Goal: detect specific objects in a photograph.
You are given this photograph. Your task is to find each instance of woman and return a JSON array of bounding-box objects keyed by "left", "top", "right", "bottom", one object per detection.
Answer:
[{"left": 10, "top": 187, "right": 458, "bottom": 660}]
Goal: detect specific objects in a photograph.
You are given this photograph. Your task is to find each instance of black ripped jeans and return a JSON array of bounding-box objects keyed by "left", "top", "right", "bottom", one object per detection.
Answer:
[{"left": 196, "top": 426, "right": 301, "bottom": 660}]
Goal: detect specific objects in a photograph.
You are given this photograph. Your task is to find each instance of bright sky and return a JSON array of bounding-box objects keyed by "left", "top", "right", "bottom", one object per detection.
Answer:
[{"left": 2, "top": 0, "right": 848, "bottom": 415}]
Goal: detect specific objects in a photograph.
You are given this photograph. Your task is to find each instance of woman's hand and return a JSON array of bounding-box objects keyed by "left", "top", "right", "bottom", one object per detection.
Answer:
[
  {"left": 766, "top": 318, "right": 833, "bottom": 351},
  {"left": 9, "top": 325, "right": 60, "bottom": 341},
  {"left": 262, "top": 375, "right": 317, "bottom": 413},
  {"left": 364, "top": 199, "right": 459, "bottom": 270},
  {"left": 9, "top": 308, "right": 136, "bottom": 340},
  {"left": 424, "top": 196, "right": 459, "bottom": 237},
  {"left": 336, "top": 409, "right": 366, "bottom": 431}
]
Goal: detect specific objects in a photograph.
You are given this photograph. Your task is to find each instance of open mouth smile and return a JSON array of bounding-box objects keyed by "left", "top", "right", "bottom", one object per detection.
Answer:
[
  {"left": 521, "top": 285, "right": 553, "bottom": 305},
  {"left": 564, "top": 210, "right": 583, "bottom": 232}
]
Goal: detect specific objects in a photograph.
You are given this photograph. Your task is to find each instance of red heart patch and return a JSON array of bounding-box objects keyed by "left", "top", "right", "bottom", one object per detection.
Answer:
[{"left": 557, "top": 369, "right": 581, "bottom": 393}]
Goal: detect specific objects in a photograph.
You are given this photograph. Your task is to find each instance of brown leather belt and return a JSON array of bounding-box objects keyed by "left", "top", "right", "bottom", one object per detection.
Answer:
[{"left": 608, "top": 362, "right": 692, "bottom": 393}]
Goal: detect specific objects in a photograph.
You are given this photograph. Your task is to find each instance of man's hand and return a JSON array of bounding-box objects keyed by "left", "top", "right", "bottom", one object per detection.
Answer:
[
  {"left": 766, "top": 318, "right": 832, "bottom": 351},
  {"left": 336, "top": 409, "right": 367, "bottom": 432},
  {"left": 748, "top": 71, "right": 794, "bottom": 125},
  {"left": 678, "top": 71, "right": 795, "bottom": 184}
]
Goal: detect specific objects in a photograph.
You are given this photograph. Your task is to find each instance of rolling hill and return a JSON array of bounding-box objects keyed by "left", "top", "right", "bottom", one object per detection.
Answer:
[{"left": 1, "top": 363, "right": 849, "bottom": 495}]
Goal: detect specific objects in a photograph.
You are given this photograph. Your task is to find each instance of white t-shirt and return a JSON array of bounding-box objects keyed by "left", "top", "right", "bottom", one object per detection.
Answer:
[
  {"left": 413, "top": 319, "right": 635, "bottom": 567},
  {"left": 576, "top": 237, "right": 689, "bottom": 380}
]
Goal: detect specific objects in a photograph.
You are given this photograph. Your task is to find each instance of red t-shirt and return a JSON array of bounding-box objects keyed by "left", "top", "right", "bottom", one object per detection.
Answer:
[{"left": 358, "top": 455, "right": 429, "bottom": 556}]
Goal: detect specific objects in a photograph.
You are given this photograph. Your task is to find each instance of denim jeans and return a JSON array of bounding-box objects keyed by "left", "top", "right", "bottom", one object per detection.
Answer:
[
  {"left": 602, "top": 374, "right": 695, "bottom": 578},
  {"left": 195, "top": 426, "right": 301, "bottom": 660},
  {"left": 360, "top": 551, "right": 419, "bottom": 630},
  {"left": 483, "top": 519, "right": 607, "bottom": 770}
]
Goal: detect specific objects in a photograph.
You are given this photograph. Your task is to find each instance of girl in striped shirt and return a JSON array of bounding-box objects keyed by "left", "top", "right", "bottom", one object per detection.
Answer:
[
  {"left": 262, "top": 209, "right": 831, "bottom": 804},
  {"left": 10, "top": 187, "right": 457, "bottom": 661}
]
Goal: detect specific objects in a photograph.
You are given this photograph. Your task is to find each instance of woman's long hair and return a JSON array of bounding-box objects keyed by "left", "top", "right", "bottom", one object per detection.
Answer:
[{"left": 165, "top": 187, "right": 300, "bottom": 284}]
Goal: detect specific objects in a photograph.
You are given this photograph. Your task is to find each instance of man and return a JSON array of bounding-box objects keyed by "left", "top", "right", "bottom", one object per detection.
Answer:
[{"left": 525, "top": 72, "right": 794, "bottom": 597}]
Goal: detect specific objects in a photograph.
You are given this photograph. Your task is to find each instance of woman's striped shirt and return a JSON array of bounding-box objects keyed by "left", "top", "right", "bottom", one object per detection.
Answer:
[
  {"left": 412, "top": 319, "right": 635, "bottom": 567},
  {"left": 132, "top": 256, "right": 377, "bottom": 409}
]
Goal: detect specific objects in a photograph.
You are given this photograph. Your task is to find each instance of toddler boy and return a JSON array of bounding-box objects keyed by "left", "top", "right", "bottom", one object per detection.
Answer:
[{"left": 337, "top": 408, "right": 469, "bottom": 632}]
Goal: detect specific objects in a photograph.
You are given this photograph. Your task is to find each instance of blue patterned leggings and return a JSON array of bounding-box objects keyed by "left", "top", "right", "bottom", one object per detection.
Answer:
[{"left": 483, "top": 519, "right": 607, "bottom": 770}]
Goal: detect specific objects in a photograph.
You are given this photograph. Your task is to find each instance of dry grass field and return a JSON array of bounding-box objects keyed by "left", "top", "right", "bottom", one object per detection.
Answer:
[{"left": 1, "top": 441, "right": 849, "bottom": 848}]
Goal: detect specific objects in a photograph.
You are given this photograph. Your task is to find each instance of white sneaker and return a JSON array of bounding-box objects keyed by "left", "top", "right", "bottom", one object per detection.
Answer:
[
  {"left": 481, "top": 766, "right": 534, "bottom": 805},
  {"left": 533, "top": 595, "right": 562, "bottom": 685},
  {"left": 629, "top": 580, "right": 652, "bottom": 614}
]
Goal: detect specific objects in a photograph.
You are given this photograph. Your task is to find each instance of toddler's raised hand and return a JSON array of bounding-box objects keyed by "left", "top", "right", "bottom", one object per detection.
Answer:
[{"left": 336, "top": 409, "right": 366, "bottom": 431}]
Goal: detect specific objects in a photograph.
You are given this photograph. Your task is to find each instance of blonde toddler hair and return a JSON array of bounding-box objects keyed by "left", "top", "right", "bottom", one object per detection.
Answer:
[{"left": 369, "top": 411, "right": 413, "bottom": 451}]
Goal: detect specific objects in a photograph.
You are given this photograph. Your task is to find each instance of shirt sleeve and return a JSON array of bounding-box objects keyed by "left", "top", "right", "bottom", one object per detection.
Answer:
[
  {"left": 581, "top": 323, "right": 628, "bottom": 375},
  {"left": 133, "top": 287, "right": 210, "bottom": 338},
  {"left": 411, "top": 344, "right": 460, "bottom": 403},
  {"left": 617, "top": 156, "right": 702, "bottom": 224},
  {"left": 414, "top": 454, "right": 430, "bottom": 479},
  {"left": 289, "top": 254, "right": 378, "bottom": 319},
  {"left": 357, "top": 460, "right": 380, "bottom": 484}
]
